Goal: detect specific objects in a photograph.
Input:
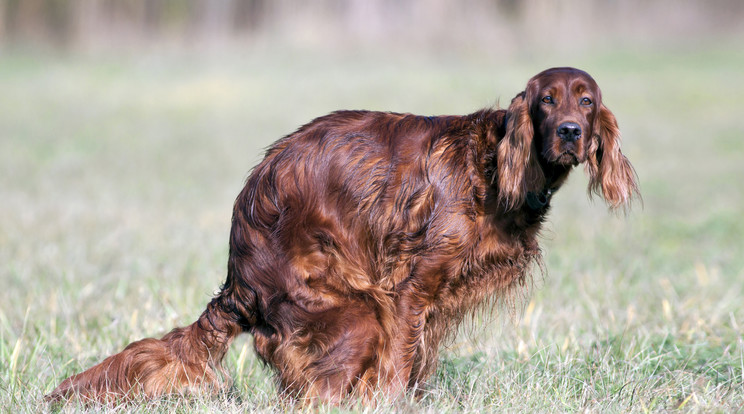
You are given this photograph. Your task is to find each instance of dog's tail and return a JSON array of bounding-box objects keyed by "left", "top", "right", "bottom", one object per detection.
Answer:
[{"left": 45, "top": 290, "right": 246, "bottom": 403}]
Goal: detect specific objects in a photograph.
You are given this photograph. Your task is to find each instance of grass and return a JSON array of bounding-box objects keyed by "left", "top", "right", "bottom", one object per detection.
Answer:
[{"left": 1, "top": 42, "right": 743, "bottom": 412}]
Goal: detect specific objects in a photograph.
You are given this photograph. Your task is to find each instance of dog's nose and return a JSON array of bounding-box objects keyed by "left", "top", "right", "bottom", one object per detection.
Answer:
[{"left": 557, "top": 122, "right": 582, "bottom": 142}]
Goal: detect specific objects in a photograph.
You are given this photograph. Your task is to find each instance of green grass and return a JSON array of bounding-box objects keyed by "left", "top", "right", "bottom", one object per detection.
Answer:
[{"left": 1, "top": 43, "right": 743, "bottom": 412}]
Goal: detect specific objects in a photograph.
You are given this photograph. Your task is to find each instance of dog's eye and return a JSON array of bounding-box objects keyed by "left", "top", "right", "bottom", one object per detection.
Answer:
[
  {"left": 542, "top": 96, "right": 554, "bottom": 104},
  {"left": 581, "top": 97, "right": 593, "bottom": 105}
]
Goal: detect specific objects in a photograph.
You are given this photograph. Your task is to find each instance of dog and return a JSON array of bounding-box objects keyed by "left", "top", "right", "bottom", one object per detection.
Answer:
[{"left": 47, "top": 67, "right": 638, "bottom": 404}]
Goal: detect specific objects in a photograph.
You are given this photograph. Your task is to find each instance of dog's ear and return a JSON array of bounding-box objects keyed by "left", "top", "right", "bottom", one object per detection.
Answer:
[
  {"left": 585, "top": 104, "right": 640, "bottom": 209},
  {"left": 497, "top": 92, "right": 543, "bottom": 210}
]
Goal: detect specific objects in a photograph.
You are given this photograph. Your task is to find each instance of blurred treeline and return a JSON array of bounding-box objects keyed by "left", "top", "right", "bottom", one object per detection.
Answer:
[{"left": 2, "top": 0, "right": 742, "bottom": 52}]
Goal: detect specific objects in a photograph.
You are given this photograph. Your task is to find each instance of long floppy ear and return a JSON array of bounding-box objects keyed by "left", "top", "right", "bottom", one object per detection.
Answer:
[
  {"left": 585, "top": 104, "right": 640, "bottom": 209},
  {"left": 497, "top": 92, "right": 544, "bottom": 210}
]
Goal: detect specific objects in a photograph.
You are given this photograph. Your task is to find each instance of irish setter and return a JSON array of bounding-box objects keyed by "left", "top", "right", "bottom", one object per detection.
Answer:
[{"left": 47, "top": 67, "right": 638, "bottom": 404}]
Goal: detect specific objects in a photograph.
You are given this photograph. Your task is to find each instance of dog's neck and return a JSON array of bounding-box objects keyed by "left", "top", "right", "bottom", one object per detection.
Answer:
[
  {"left": 526, "top": 186, "right": 553, "bottom": 211},
  {"left": 526, "top": 162, "right": 572, "bottom": 212}
]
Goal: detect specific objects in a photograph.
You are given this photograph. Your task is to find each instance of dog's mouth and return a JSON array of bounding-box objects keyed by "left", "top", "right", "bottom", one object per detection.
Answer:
[{"left": 555, "top": 151, "right": 579, "bottom": 166}]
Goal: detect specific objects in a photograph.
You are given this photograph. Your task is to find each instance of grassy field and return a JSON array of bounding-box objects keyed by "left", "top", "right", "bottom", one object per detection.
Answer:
[{"left": 1, "top": 43, "right": 743, "bottom": 412}]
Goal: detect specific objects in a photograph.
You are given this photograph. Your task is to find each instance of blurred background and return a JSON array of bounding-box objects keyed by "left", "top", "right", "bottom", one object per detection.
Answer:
[
  {"left": 2, "top": 0, "right": 743, "bottom": 53},
  {"left": 1, "top": 0, "right": 744, "bottom": 411}
]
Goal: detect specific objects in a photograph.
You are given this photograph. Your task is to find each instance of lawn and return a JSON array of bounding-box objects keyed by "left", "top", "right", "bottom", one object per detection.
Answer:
[{"left": 1, "top": 43, "right": 743, "bottom": 412}]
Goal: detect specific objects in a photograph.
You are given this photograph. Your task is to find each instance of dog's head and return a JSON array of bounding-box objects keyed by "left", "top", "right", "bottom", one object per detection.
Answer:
[{"left": 496, "top": 67, "right": 639, "bottom": 210}]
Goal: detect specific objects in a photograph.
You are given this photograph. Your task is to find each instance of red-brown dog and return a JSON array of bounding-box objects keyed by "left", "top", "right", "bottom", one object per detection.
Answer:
[{"left": 48, "top": 67, "right": 638, "bottom": 404}]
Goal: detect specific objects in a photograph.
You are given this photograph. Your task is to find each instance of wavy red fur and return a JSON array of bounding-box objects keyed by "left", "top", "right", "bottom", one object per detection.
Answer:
[{"left": 47, "top": 67, "right": 639, "bottom": 405}]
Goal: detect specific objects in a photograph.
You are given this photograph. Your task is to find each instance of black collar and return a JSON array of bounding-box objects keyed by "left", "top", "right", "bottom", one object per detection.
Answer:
[{"left": 526, "top": 186, "right": 554, "bottom": 211}]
